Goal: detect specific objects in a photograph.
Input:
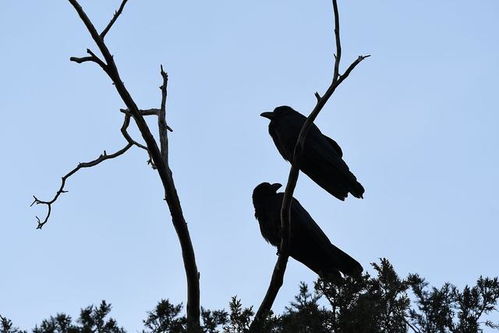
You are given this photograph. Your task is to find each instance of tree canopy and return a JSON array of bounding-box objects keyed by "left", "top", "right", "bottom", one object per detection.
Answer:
[{"left": 3, "top": 259, "right": 498, "bottom": 333}]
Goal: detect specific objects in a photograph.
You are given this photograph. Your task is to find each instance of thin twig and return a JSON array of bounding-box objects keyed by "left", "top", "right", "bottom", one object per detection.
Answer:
[
  {"left": 100, "top": 0, "right": 129, "bottom": 39},
  {"left": 32, "top": 114, "right": 142, "bottom": 229},
  {"left": 120, "top": 113, "right": 148, "bottom": 150},
  {"left": 337, "top": 55, "right": 371, "bottom": 86},
  {"left": 250, "top": 0, "right": 369, "bottom": 329},
  {"left": 120, "top": 113, "right": 157, "bottom": 167},
  {"left": 121, "top": 108, "right": 159, "bottom": 116},
  {"left": 332, "top": 0, "right": 342, "bottom": 82},
  {"left": 118, "top": 110, "right": 169, "bottom": 168},
  {"left": 32, "top": 143, "right": 133, "bottom": 229},
  {"left": 314, "top": 92, "right": 322, "bottom": 102},
  {"left": 120, "top": 108, "right": 173, "bottom": 131},
  {"left": 70, "top": 49, "right": 109, "bottom": 74},
  {"left": 69, "top": 56, "right": 94, "bottom": 64},
  {"left": 158, "top": 65, "right": 169, "bottom": 160}
]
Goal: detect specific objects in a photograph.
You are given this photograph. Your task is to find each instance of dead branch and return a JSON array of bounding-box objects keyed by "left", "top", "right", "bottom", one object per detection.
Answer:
[
  {"left": 118, "top": 108, "right": 172, "bottom": 167},
  {"left": 250, "top": 0, "right": 369, "bottom": 330},
  {"left": 158, "top": 66, "right": 169, "bottom": 160},
  {"left": 32, "top": 114, "right": 145, "bottom": 229},
  {"left": 69, "top": 56, "right": 93, "bottom": 64},
  {"left": 70, "top": 49, "right": 110, "bottom": 74},
  {"left": 120, "top": 114, "right": 148, "bottom": 151},
  {"left": 100, "top": 0, "right": 128, "bottom": 39},
  {"left": 120, "top": 108, "right": 173, "bottom": 131},
  {"left": 65, "top": 1, "right": 200, "bottom": 330},
  {"left": 31, "top": 144, "right": 132, "bottom": 229},
  {"left": 120, "top": 108, "right": 159, "bottom": 116}
]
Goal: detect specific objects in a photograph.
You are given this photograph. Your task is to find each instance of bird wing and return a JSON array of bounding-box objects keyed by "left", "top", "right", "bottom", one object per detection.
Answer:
[
  {"left": 305, "top": 125, "right": 349, "bottom": 171},
  {"left": 325, "top": 135, "right": 343, "bottom": 157},
  {"left": 269, "top": 111, "right": 364, "bottom": 199},
  {"left": 302, "top": 126, "right": 364, "bottom": 199},
  {"left": 289, "top": 196, "right": 363, "bottom": 276}
]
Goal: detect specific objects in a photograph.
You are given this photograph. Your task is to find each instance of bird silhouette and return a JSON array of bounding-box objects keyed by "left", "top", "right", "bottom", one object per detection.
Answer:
[
  {"left": 252, "top": 182, "right": 362, "bottom": 281},
  {"left": 261, "top": 105, "right": 364, "bottom": 200}
]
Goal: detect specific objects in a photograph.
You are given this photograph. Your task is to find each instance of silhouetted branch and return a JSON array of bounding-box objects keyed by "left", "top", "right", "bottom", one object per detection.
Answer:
[
  {"left": 120, "top": 108, "right": 173, "bottom": 131},
  {"left": 332, "top": 0, "right": 342, "bottom": 81},
  {"left": 32, "top": 114, "right": 145, "bottom": 229},
  {"left": 120, "top": 114, "right": 148, "bottom": 151},
  {"left": 337, "top": 55, "right": 371, "bottom": 85},
  {"left": 70, "top": 49, "right": 109, "bottom": 73},
  {"left": 65, "top": 1, "right": 200, "bottom": 330},
  {"left": 69, "top": 56, "right": 93, "bottom": 64},
  {"left": 100, "top": 0, "right": 128, "bottom": 39},
  {"left": 250, "top": 0, "right": 369, "bottom": 330},
  {"left": 314, "top": 92, "right": 322, "bottom": 102},
  {"left": 121, "top": 108, "right": 158, "bottom": 116},
  {"left": 31, "top": 144, "right": 133, "bottom": 229},
  {"left": 119, "top": 108, "right": 172, "bottom": 167},
  {"left": 158, "top": 65, "right": 169, "bottom": 160}
]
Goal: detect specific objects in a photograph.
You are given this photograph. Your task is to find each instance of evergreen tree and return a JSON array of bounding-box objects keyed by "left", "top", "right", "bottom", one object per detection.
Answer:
[{"left": 3, "top": 260, "right": 498, "bottom": 332}]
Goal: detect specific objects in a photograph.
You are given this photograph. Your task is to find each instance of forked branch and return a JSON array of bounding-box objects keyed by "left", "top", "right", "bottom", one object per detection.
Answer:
[
  {"left": 31, "top": 114, "right": 143, "bottom": 229},
  {"left": 64, "top": 1, "right": 201, "bottom": 330},
  {"left": 119, "top": 109, "right": 173, "bottom": 131},
  {"left": 250, "top": 0, "right": 369, "bottom": 330},
  {"left": 101, "top": 0, "right": 129, "bottom": 39}
]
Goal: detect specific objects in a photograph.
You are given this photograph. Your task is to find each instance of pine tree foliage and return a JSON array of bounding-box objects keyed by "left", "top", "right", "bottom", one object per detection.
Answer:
[
  {"left": 1, "top": 316, "right": 27, "bottom": 333},
  {"left": 3, "top": 260, "right": 498, "bottom": 333}
]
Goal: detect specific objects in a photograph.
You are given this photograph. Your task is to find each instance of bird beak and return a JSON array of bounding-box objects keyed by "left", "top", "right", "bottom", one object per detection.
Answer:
[
  {"left": 260, "top": 112, "right": 274, "bottom": 119},
  {"left": 271, "top": 183, "right": 282, "bottom": 191}
]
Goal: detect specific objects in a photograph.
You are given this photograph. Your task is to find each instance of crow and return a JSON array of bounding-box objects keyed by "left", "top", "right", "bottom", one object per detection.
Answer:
[
  {"left": 260, "top": 105, "right": 364, "bottom": 201},
  {"left": 252, "top": 182, "right": 362, "bottom": 281}
]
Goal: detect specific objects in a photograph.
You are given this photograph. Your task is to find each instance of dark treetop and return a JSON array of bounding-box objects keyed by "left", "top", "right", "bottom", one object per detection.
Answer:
[
  {"left": 252, "top": 182, "right": 362, "bottom": 281},
  {"left": 261, "top": 106, "right": 364, "bottom": 201}
]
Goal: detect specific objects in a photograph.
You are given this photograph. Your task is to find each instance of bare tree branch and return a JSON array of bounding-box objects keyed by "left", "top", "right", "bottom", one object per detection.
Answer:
[
  {"left": 65, "top": 1, "right": 200, "bottom": 330},
  {"left": 314, "top": 91, "right": 322, "bottom": 102},
  {"left": 70, "top": 49, "right": 109, "bottom": 74},
  {"left": 100, "top": 0, "right": 129, "bottom": 39},
  {"left": 120, "top": 108, "right": 173, "bottom": 131},
  {"left": 250, "top": 0, "right": 369, "bottom": 329},
  {"left": 32, "top": 114, "right": 145, "bottom": 229},
  {"left": 31, "top": 143, "right": 133, "bottom": 229},
  {"left": 119, "top": 113, "right": 161, "bottom": 169},
  {"left": 332, "top": 0, "right": 342, "bottom": 82},
  {"left": 158, "top": 65, "right": 169, "bottom": 160},
  {"left": 69, "top": 56, "right": 94, "bottom": 64},
  {"left": 337, "top": 55, "right": 371, "bottom": 86},
  {"left": 120, "top": 113, "right": 148, "bottom": 151},
  {"left": 121, "top": 108, "right": 158, "bottom": 116},
  {"left": 118, "top": 109, "right": 171, "bottom": 168}
]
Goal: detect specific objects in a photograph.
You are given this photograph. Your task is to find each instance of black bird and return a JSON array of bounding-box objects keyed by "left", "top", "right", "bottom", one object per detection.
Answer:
[
  {"left": 260, "top": 106, "right": 364, "bottom": 201},
  {"left": 252, "top": 182, "right": 362, "bottom": 281}
]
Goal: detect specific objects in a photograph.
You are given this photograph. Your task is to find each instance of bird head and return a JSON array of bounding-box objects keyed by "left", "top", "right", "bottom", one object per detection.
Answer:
[
  {"left": 260, "top": 105, "right": 296, "bottom": 120},
  {"left": 252, "top": 182, "right": 283, "bottom": 219},
  {"left": 252, "top": 182, "right": 282, "bottom": 200}
]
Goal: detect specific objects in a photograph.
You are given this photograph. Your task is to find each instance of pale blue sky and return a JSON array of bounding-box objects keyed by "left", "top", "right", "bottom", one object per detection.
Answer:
[{"left": 1, "top": 0, "right": 498, "bottom": 330}]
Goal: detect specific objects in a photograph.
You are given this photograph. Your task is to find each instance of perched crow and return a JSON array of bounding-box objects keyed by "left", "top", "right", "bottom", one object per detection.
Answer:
[
  {"left": 252, "top": 182, "right": 362, "bottom": 281},
  {"left": 260, "top": 105, "right": 364, "bottom": 201}
]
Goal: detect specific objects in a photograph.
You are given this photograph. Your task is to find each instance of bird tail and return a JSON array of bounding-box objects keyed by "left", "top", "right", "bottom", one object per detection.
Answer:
[
  {"left": 350, "top": 180, "right": 365, "bottom": 199},
  {"left": 327, "top": 244, "right": 363, "bottom": 277}
]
